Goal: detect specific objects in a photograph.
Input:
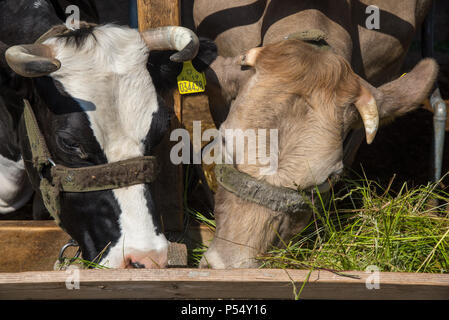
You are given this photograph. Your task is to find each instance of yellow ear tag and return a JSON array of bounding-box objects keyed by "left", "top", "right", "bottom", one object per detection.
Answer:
[
  {"left": 177, "top": 61, "right": 207, "bottom": 95},
  {"left": 400, "top": 73, "right": 407, "bottom": 78}
]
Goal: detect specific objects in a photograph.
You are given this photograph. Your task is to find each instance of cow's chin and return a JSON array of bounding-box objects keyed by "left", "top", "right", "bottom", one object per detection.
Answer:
[
  {"left": 311, "top": 169, "right": 343, "bottom": 194},
  {"left": 96, "top": 243, "right": 169, "bottom": 269},
  {"left": 199, "top": 248, "right": 259, "bottom": 269},
  {"left": 313, "top": 179, "right": 333, "bottom": 194},
  {"left": 199, "top": 187, "right": 314, "bottom": 269}
]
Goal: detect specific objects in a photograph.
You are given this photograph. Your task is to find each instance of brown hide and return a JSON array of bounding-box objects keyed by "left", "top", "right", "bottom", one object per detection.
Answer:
[
  {"left": 191, "top": 0, "right": 437, "bottom": 269},
  {"left": 193, "top": 0, "right": 432, "bottom": 86}
]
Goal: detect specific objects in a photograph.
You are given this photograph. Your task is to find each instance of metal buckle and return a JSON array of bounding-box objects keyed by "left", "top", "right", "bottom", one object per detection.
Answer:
[
  {"left": 58, "top": 239, "right": 81, "bottom": 263},
  {"left": 38, "top": 158, "right": 56, "bottom": 179}
]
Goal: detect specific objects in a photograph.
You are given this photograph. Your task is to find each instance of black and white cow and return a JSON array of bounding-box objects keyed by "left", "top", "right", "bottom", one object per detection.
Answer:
[
  {"left": 0, "top": 1, "right": 99, "bottom": 215},
  {"left": 0, "top": 1, "right": 209, "bottom": 268}
]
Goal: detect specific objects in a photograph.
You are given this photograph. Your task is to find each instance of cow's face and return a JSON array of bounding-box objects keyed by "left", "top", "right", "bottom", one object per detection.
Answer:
[
  {"left": 200, "top": 40, "right": 438, "bottom": 268},
  {"left": 222, "top": 42, "right": 365, "bottom": 189},
  {"left": 6, "top": 24, "right": 199, "bottom": 268}
]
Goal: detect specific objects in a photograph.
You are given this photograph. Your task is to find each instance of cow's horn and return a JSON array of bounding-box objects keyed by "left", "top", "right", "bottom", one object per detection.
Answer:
[
  {"left": 355, "top": 85, "right": 379, "bottom": 144},
  {"left": 140, "top": 26, "right": 199, "bottom": 62},
  {"left": 5, "top": 44, "right": 61, "bottom": 77}
]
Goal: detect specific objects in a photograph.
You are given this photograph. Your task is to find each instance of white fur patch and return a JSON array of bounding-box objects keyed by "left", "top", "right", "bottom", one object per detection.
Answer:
[
  {"left": 44, "top": 25, "right": 168, "bottom": 266},
  {"left": 0, "top": 155, "right": 33, "bottom": 214}
]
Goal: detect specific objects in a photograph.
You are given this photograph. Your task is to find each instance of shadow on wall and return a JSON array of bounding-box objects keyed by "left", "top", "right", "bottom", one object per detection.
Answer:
[{"left": 95, "top": 0, "right": 130, "bottom": 25}]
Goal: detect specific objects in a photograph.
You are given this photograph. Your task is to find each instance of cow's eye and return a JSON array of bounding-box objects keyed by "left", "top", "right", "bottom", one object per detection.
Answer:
[{"left": 56, "top": 135, "right": 88, "bottom": 159}]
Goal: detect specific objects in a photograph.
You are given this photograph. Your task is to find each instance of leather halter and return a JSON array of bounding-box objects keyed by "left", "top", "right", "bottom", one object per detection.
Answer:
[
  {"left": 23, "top": 99, "right": 159, "bottom": 224},
  {"left": 214, "top": 164, "right": 324, "bottom": 215}
]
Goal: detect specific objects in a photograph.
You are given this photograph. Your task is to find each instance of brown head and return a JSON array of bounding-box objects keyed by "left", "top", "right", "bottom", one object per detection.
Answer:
[{"left": 200, "top": 39, "right": 438, "bottom": 268}]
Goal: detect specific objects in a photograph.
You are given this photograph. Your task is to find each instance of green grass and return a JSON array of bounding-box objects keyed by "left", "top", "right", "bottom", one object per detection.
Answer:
[
  {"left": 187, "top": 169, "right": 449, "bottom": 273},
  {"left": 55, "top": 257, "right": 111, "bottom": 270},
  {"left": 55, "top": 241, "right": 112, "bottom": 270},
  {"left": 183, "top": 165, "right": 216, "bottom": 267},
  {"left": 257, "top": 176, "right": 449, "bottom": 273}
]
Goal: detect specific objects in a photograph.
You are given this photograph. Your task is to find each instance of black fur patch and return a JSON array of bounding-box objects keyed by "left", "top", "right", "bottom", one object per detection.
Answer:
[
  {"left": 0, "top": 94, "right": 21, "bottom": 161},
  {"left": 143, "top": 94, "right": 171, "bottom": 155},
  {"left": 56, "top": 24, "right": 97, "bottom": 48}
]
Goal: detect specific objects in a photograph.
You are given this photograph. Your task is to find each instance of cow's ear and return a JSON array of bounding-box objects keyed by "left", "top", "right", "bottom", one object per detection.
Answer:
[
  {"left": 239, "top": 47, "right": 262, "bottom": 67},
  {"left": 376, "top": 58, "right": 439, "bottom": 124}
]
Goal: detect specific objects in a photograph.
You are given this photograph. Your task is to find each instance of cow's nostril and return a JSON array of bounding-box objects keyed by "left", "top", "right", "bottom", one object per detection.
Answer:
[{"left": 130, "top": 262, "right": 145, "bottom": 269}]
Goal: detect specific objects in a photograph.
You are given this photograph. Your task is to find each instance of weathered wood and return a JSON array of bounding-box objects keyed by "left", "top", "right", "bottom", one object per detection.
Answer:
[
  {"left": 137, "top": 0, "right": 181, "bottom": 31},
  {"left": 0, "top": 221, "right": 73, "bottom": 273},
  {"left": 0, "top": 269, "right": 448, "bottom": 300},
  {"left": 137, "top": 0, "right": 184, "bottom": 232},
  {"left": 0, "top": 221, "right": 447, "bottom": 299},
  {"left": 167, "top": 242, "right": 188, "bottom": 268},
  {"left": 0, "top": 221, "right": 212, "bottom": 272}
]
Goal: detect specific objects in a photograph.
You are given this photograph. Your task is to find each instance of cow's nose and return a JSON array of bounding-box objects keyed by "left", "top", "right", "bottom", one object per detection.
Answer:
[
  {"left": 124, "top": 248, "right": 168, "bottom": 269},
  {"left": 130, "top": 262, "right": 145, "bottom": 269}
]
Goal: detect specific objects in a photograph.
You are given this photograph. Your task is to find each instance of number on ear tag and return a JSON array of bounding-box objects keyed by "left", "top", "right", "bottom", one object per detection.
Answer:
[{"left": 177, "top": 61, "right": 207, "bottom": 95}]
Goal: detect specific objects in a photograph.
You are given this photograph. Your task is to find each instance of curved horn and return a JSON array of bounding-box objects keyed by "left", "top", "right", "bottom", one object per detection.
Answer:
[
  {"left": 140, "top": 26, "right": 199, "bottom": 62},
  {"left": 5, "top": 44, "right": 61, "bottom": 77},
  {"left": 355, "top": 85, "right": 379, "bottom": 144}
]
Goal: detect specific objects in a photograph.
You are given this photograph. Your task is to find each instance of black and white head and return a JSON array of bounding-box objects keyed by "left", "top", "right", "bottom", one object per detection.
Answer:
[{"left": 5, "top": 23, "right": 200, "bottom": 268}]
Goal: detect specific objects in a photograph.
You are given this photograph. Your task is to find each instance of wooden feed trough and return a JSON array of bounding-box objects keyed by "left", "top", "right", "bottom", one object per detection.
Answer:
[
  {"left": 1, "top": 220, "right": 449, "bottom": 300},
  {"left": 1, "top": 0, "right": 448, "bottom": 300}
]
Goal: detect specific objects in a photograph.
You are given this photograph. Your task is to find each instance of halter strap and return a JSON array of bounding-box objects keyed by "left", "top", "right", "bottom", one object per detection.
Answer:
[
  {"left": 214, "top": 164, "right": 314, "bottom": 215},
  {"left": 23, "top": 99, "right": 159, "bottom": 222}
]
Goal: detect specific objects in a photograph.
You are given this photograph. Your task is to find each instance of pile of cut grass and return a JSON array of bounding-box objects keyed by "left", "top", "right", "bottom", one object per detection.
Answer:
[{"left": 258, "top": 176, "right": 449, "bottom": 273}]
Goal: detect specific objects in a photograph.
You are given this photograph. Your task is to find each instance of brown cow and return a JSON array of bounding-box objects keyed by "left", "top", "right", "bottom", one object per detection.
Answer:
[
  {"left": 187, "top": 0, "right": 434, "bottom": 123},
  {"left": 186, "top": 1, "right": 439, "bottom": 268}
]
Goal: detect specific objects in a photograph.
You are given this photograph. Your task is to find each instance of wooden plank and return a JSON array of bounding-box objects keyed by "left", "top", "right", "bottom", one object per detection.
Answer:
[
  {"left": 137, "top": 0, "right": 184, "bottom": 232},
  {"left": 167, "top": 242, "right": 187, "bottom": 268},
  {"left": 0, "top": 221, "right": 72, "bottom": 273},
  {"left": 137, "top": 0, "right": 181, "bottom": 30},
  {"left": 0, "top": 221, "right": 213, "bottom": 272},
  {"left": 0, "top": 269, "right": 447, "bottom": 300}
]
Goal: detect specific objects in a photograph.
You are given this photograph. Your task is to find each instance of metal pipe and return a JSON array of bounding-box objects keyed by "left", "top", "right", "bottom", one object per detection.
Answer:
[
  {"left": 421, "top": 1, "right": 447, "bottom": 183},
  {"left": 129, "top": 0, "right": 138, "bottom": 29},
  {"left": 431, "top": 88, "right": 447, "bottom": 182}
]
